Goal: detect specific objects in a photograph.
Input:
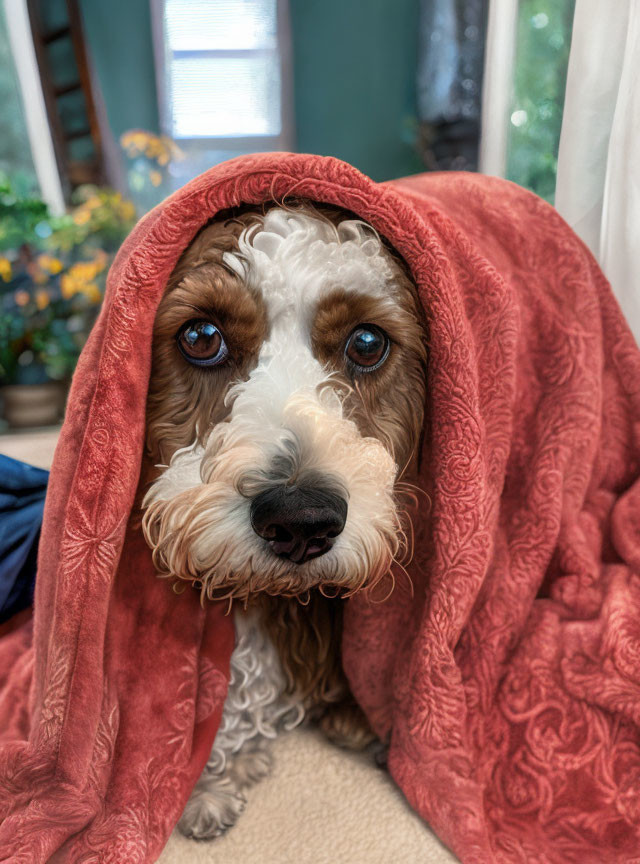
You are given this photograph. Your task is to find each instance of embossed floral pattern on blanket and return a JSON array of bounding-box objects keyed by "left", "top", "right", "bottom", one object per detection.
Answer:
[{"left": 0, "top": 154, "right": 639, "bottom": 864}]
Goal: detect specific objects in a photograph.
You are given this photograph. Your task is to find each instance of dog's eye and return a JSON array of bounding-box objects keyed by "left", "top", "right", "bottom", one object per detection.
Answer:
[
  {"left": 176, "top": 320, "right": 229, "bottom": 367},
  {"left": 344, "top": 324, "right": 390, "bottom": 372}
]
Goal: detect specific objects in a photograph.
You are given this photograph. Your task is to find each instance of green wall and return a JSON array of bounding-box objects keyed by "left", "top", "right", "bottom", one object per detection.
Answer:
[
  {"left": 80, "top": 0, "right": 160, "bottom": 141},
  {"left": 289, "top": 0, "right": 423, "bottom": 181},
  {"left": 81, "top": 0, "right": 423, "bottom": 181}
]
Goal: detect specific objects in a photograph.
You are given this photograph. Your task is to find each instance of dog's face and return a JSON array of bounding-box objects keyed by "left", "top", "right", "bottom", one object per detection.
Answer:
[{"left": 142, "top": 204, "right": 427, "bottom": 601}]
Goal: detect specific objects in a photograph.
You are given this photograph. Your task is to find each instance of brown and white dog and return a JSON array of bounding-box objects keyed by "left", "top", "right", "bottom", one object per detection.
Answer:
[{"left": 140, "top": 201, "right": 428, "bottom": 839}]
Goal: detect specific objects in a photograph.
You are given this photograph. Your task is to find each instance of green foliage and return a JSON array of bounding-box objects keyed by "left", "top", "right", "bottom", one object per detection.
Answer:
[
  {"left": 0, "top": 310, "right": 26, "bottom": 383},
  {"left": 0, "top": 291, "right": 90, "bottom": 385},
  {"left": 120, "top": 129, "right": 184, "bottom": 215},
  {"left": 506, "top": 0, "right": 576, "bottom": 203},
  {"left": 0, "top": 176, "right": 136, "bottom": 386},
  {"left": 48, "top": 185, "right": 137, "bottom": 256},
  {"left": 0, "top": 174, "right": 49, "bottom": 252}
]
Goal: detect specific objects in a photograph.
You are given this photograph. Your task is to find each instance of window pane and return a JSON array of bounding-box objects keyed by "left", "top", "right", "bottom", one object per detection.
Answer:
[
  {"left": 170, "top": 55, "right": 281, "bottom": 138},
  {"left": 166, "top": 139, "right": 278, "bottom": 187},
  {"left": 165, "top": 0, "right": 277, "bottom": 52},
  {"left": 0, "top": 2, "right": 38, "bottom": 195},
  {"left": 506, "top": 0, "right": 575, "bottom": 203}
]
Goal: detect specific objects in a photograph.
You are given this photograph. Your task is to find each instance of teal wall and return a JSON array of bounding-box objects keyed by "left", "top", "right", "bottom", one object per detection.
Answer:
[
  {"left": 289, "top": 0, "right": 423, "bottom": 181},
  {"left": 81, "top": 0, "right": 423, "bottom": 181},
  {"left": 80, "top": 0, "right": 160, "bottom": 141}
]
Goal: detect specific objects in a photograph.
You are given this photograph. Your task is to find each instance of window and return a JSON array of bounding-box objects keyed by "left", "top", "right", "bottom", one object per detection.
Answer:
[
  {"left": 506, "top": 0, "right": 575, "bottom": 203},
  {"left": 1, "top": 0, "right": 65, "bottom": 212},
  {"left": 480, "top": 0, "right": 576, "bottom": 204},
  {"left": 152, "top": 0, "right": 293, "bottom": 185},
  {"left": 0, "top": 1, "right": 38, "bottom": 193}
]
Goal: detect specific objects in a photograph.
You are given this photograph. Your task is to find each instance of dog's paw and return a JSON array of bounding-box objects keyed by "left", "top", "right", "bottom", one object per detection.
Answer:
[
  {"left": 369, "top": 737, "right": 389, "bottom": 768},
  {"left": 178, "top": 776, "right": 247, "bottom": 840},
  {"left": 230, "top": 744, "right": 273, "bottom": 789},
  {"left": 319, "top": 700, "right": 376, "bottom": 750}
]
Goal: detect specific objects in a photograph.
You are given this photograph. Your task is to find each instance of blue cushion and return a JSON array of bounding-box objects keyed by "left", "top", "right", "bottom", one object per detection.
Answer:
[{"left": 0, "top": 454, "right": 48, "bottom": 624}]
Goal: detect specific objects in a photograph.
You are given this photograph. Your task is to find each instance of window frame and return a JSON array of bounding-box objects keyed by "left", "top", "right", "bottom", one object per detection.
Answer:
[
  {"left": 150, "top": 0, "right": 294, "bottom": 153},
  {"left": 3, "top": 0, "right": 65, "bottom": 213},
  {"left": 478, "top": 0, "right": 518, "bottom": 179}
]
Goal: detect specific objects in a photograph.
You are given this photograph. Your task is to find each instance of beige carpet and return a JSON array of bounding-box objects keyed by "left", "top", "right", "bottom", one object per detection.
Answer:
[
  {"left": 1, "top": 428, "right": 459, "bottom": 864},
  {"left": 159, "top": 729, "right": 458, "bottom": 864},
  {"left": 0, "top": 426, "right": 60, "bottom": 469}
]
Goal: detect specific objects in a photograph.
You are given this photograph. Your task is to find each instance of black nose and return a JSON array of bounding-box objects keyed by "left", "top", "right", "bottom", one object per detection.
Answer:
[{"left": 250, "top": 484, "right": 347, "bottom": 564}]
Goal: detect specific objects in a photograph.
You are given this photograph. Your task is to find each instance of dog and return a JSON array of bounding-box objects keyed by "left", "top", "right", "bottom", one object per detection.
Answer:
[{"left": 140, "top": 200, "right": 428, "bottom": 839}]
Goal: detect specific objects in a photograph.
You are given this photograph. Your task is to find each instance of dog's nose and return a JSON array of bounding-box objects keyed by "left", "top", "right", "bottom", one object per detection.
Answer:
[{"left": 250, "top": 485, "right": 347, "bottom": 564}]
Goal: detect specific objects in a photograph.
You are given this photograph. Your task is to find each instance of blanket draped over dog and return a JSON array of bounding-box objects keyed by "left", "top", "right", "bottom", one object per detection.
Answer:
[{"left": 1, "top": 153, "right": 639, "bottom": 863}]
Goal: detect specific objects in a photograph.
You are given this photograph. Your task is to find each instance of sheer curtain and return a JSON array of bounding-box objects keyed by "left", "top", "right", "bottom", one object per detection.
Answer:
[{"left": 555, "top": 0, "right": 639, "bottom": 341}]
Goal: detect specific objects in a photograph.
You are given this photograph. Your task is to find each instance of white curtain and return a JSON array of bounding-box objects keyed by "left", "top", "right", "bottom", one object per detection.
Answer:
[{"left": 555, "top": 0, "right": 640, "bottom": 342}]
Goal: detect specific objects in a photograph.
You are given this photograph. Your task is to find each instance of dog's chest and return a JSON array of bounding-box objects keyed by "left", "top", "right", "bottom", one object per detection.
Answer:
[{"left": 209, "top": 610, "right": 304, "bottom": 766}]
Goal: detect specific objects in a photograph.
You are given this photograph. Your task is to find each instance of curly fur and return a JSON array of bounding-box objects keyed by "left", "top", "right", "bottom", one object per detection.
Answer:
[
  {"left": 180, "top": 610, "right": 303, "bottom": 839},
  {"left": 141, "top": 200, "right": 427, "bottom": 840}
]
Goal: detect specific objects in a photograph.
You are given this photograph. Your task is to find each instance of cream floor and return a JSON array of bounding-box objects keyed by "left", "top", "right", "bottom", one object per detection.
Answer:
[{"left": 1, "top": 428, "right": 459, "bottom": 864}]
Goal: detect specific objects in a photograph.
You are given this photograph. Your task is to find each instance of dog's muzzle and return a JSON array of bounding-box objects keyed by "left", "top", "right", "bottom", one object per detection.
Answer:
[{"left": 250, "top": 483, "right": 348, "bottom": 564}]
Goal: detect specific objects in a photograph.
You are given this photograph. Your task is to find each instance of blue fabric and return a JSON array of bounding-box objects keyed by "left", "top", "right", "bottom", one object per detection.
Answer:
[{"left": 0, "top": 454, "right": 48, "bottom": 624}]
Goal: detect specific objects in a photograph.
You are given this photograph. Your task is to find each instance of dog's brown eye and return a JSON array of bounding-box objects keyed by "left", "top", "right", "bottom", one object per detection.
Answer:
[
  {"left": 176, "top": 320, "right": 229, "bottom": 367},
  {"left": 345, "top": 324, "right": 389, "bottom": 372}
]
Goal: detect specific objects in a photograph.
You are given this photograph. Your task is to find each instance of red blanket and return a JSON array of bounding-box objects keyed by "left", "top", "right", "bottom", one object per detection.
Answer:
[{"left": 1, "top": 154, "right": 639, "bottom": 863}]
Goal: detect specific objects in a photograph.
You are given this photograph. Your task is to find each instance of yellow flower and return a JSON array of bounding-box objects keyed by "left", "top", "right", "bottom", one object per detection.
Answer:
[
  {"left": 0, "top": 257, "right": 12, "bottom": 282},
  {"left": 37, "top": 254, "right": 63, "bottom": 274},
  {"left": 92, "top": 249, "right": 109, "bottom": 271},
  {"left": 119, "top": 200, "right": 136, "bottom": 221},
  {"left": 36, "top": 289, "right": 50, "bottom": 310},
  {"left": 69, "top": 261, "right": 99, "bottom": 281},
  {"left": 121, "top": 129, "right": 157, "bottom": 158},
  {"left": 32, "top": 267, "right": 49, "bottom": 285},
  {"left": 81, "top": 282, "right": 102, "bottom": 303},
  {"left": 149, "top": 170, "right": 162, "bottom": 187},
  {"left": 60, "top": 273, "right": 77, "bottom": 299},
  {"left": 73, "top": 208, "right": 91, "bottom": 226},
  {"left": 60, "top": 257, "right": 107, "bottom": 302},
  {"left": 85, "top": 196, "right": 101, "bottom": 210},
  {"left": 120, "top": 132, "right": 136, "bottom": 154},
  {"left": 166, "top": 137, "right": 185, "bottom": 161},
  {"left": 15, "top": 290, "right": 30, "bottom": 306},
  {"left": 121, "top": 129, "right": 184, "bottom": 166}
]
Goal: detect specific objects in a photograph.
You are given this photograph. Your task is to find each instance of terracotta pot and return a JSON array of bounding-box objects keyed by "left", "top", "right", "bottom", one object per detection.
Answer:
[{"left": 1, "top": 381, "right": 67, "bottom": 429}]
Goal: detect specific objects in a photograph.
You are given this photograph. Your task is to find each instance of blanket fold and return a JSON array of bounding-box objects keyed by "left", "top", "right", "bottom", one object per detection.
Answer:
[{"left": 0, "top": 153, "right": 638, "bottom": 864}]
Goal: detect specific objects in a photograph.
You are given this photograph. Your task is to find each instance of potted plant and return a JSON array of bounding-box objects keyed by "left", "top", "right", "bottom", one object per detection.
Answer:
[
  {"left": 120, "top": 129, "right": 184, "bottom": 214},
  {"left": 0, "top": 176, "right": 135, "bottom": 428},
  {"left": 0, "top": 249, "right": 106, "bottom": 426}
]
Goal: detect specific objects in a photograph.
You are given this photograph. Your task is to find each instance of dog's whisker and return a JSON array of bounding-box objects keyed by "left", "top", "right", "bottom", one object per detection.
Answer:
[
  {"left": 391, "top": 556, "right": 415, "bottom": 598},
  {"left": 318, "top": 583, "right": 342, "bottom": 600},
  {"left": 296, "top": 590, "right": 311, "bottom": 607},
  {"left": 393, "top": 508, "right": 416, "bottom": 569},
  {"left": 367, "top": 569, "right": 396, "bottom": 604},
  {"left": 395, "top": 480, "right": 425, "bottom": 501},
  {"left": 395, "top": 479, "right": 431, "bottom": 509}
]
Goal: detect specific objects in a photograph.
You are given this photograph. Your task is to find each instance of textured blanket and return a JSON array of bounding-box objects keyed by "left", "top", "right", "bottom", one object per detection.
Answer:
[{"left": 0, "top": 154, "right": 639, "bottom": 863}]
